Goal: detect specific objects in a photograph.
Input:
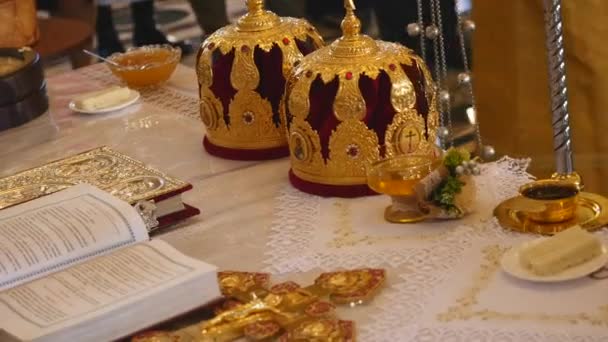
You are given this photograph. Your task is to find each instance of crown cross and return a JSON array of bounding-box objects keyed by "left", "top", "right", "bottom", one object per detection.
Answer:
[
  {"left": 246, "top": 0, "right": 264, "bottom": 14},
  {"left": 342, "top": 0, "right": 361, "bottom": 38}
]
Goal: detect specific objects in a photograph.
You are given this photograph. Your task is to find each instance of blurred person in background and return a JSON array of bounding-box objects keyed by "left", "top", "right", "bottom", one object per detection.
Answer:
[
  {"left": 372, "top": 0, "right": 462, "bottom": 68},
  {"left": 36, "top": 0, "right": 96, "bottom": 66},
  {"left": 185, "top": 0, "right": 305, "bottom": 36},
  {"left": 96, "top": 0, "right": 191, "bottom": 57},
  {"left": 187, "top": 0, "right": 228, "bottom": 35},
  {"left": 301, "top": 0, "right": 462, "bottom": 67}
]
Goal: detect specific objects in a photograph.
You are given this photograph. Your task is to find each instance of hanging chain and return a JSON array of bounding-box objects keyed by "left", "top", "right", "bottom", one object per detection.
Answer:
[
  {"left": 454, "top": 0, "right": 484, "bottom": 153},
  {"left": 428, "top": 0, "right": 443, "bottom": 146},
  {"left": 410, "top": 0, "right": 494, "bottom": 157},
  {"left": 415, "top": 0, "right": 426, "bottom": 61},
  {"left": 429, "top": 0, "right": 453, "bottom": 147}
]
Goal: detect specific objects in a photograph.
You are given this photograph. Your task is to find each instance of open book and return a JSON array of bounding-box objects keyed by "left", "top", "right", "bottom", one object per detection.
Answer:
[{"left": 0, "top": 184, "right": 220, "bottom": 342}]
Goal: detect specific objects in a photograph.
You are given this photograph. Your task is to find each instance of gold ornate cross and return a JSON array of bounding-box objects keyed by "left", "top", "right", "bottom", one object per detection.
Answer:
[
  {"left": 133, "top": 269, "right": 385, "bottom": 341},
  {"left": 344, "top": 0, "right": 356, "bottom": 11},
  {"left": 247, "top": 0, "right": 264, "bottom": 13},
  {"left": 341, "top": 0, "right": 361, "bottom": 38}
]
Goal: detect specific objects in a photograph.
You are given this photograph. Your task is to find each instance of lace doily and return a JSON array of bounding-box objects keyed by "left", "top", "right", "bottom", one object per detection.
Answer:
[
  {"left": 361, "top": 230, "right": 608, "bottom": 342},
  {"left": 76, "top": 64, "right": 201, "bottom": 121},
  {"left": 264, "top": 156, "right": 534, "bottom": 273},
  {"left": 263, "top": 156, "right": 608, "bottom": 341}
]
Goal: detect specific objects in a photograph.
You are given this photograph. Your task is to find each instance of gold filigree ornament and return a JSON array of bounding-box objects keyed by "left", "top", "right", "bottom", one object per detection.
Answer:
[
  {"left": 0, "top": 147, "right": 189, "bottom": 210},
  {"left": 132, "top": 269, "right": 385, "bottom": 342},
  {"left": 282, "top": 0, "right": 439, "bottom": 194},
  {"left": 196, "top": 0, "right": 324, "bottom": 159}
]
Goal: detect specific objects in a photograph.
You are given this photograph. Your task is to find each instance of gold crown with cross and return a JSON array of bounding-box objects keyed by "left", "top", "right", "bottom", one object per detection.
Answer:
[
  {"left": 196, "top": 0, "right": 324, "bottom": 158},
  {"left": 282, "top": 0, "right": 439, "bottom": 191}
]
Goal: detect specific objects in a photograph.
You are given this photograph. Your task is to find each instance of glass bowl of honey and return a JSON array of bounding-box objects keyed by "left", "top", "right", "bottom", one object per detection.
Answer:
[
  {"left": 367, "top": 155, "right": 438, "bottom": 223},
  {"left": 106, "top": 44, "right": 181, "bottom": 88}
]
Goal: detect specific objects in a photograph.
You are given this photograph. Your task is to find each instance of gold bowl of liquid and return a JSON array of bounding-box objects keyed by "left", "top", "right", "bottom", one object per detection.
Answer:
[
  {"left": 107, "top": 44, "right": 181, "bottom": 88},
  {"left": 367, "top": 155, "right": 438, "bottom": 223},
  {"left": 519, "top": 179, "right": 580, "bottom": 223}
]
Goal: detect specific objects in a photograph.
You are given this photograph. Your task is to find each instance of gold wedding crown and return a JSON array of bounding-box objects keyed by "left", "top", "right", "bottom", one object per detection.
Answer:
[
  {"left": 283, "top": 0, "right": 439, "bottom": 190},
  {"left": 196, "top": 0, "right": 324, "bottom": 158}
]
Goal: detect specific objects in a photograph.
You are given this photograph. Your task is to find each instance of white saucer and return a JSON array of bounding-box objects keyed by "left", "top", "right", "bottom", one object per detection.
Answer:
[
  {"left": 69, "top": 89, "right": 140, "bottom": 114},
  {"left": 501, "top": 239, "right": 608, "bottom": 282}
]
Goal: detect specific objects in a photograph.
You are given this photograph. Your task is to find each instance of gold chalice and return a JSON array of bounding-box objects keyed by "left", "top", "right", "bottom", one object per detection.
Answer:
[
  {"left": 519, "top": 179, "right": 580, "bottom": 223},
  {"left": 367, "top": 155, "right": 437, "bottom": 223}
]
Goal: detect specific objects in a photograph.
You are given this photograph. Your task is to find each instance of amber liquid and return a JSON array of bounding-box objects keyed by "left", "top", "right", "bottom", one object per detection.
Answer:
[
  {"left": 368, "top": 173, "right": 426, "bottom": 197},
  {"left": 110, "top": 49, "right": 178, "bottom": 87}
]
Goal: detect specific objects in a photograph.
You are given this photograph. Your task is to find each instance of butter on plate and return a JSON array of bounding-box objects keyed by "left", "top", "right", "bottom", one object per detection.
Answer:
[
  {"left": 73, "top": 86, "right": 132, "bottom": 111},
  {"left": 520, "top": 226, "right": 602, "bottom": 276}
]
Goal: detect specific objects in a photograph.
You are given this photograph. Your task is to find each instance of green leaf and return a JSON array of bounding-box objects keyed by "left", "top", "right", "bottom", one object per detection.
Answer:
[
  {"left": 442, "top": 148, "right": 471, "bottom": 173},
  {"left": 431, "top": 175, "right": 465, "bottom": 211}
]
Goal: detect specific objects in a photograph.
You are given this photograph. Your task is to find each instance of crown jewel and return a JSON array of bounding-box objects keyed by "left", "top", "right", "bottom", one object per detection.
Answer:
[
  {"left": 196, "top": 0, "right": 324, "bottom": 160},
  {"left": 283, "top": 0, "right": 439, "bottom": 196}
]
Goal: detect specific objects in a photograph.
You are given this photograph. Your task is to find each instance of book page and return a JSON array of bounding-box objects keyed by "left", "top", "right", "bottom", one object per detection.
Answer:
[
  {"left": 0, "top": 184, "right": 148, "bottom": 290},
  {"left": 0, "top": 240, "right": 217, "bottom": 341}
]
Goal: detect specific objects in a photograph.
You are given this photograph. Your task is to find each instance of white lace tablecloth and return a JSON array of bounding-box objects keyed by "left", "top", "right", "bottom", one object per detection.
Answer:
[
  {"left": 264, "top": 157, "right": 532, "bottom": 273},
  {"left": 261, "top": 157, "right": 608, "bottom": 341}
]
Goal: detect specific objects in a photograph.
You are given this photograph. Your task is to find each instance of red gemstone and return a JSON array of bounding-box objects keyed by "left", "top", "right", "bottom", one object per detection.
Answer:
[
  {"left": 243, "top": 111, "right": 255, "bottom": 124},
  {"left": 208, "top": 43, "right": 215, "bottom": 49},
  {"left": 270, "top": 281, "right": 300, "bottom": 294},
  {"left": 306, "top": 70, "right": 313, "bottom": 78},
  {"left": 389, "top": 64, "right": 396, "bottom": 71},
  {"left": 346, "top": 144, "right": 359, "bottom": 158},
  {"left": 305, "top": 301, "right": 335, "bottom": 316},
  {"left": 345, "top": 72, "right": 353, "bottom": 80},
  {"left": 241, "top": 45, "right": 250, "bottom": 53},
  {"left": 282, "top": 37, "right": 290, "bottom": 45}
]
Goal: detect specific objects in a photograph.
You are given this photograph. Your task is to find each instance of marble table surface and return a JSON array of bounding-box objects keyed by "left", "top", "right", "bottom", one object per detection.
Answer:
[{"left": 2, "top": 64, "right": 607, "bottom": 342}]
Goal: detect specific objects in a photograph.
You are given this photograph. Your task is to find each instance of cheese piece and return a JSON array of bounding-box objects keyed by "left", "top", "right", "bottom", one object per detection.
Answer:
[
  {"left": 74, "top": 86, "right": 132, "bottom": 111},
  {"left": 519, "top": 227, "right": 582, "bottom": 265},
  {"left": 520, "top": 226, "right": 602, "bottom": 276}
]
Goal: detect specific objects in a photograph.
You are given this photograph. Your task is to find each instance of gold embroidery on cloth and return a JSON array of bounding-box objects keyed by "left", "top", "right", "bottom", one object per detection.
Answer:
[
  {"left": 385, "top": 109, "right": 434, "bottom": 157},
  {"left": 282, "top": 4, "right": 438, "bottom": 187},
  {"left": 328, "top": 201, "right": 452, "bottom": 248},
  {"left": 333, "top": 74, "right": 366, "bottom": 121},
  {"left": 437, "top": 245, "right": 608, "bottom": 326},
  {"left": 196, "top": 0, "right": 324, "bottom": 151}
]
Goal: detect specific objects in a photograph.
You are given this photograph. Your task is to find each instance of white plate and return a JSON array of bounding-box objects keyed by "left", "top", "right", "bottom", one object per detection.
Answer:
[
  {"left": 501, "top": 239, "right": 608, "bottom": 282},
  {"left": 69, "top": 89, "right": 140, "bottom": 114}
]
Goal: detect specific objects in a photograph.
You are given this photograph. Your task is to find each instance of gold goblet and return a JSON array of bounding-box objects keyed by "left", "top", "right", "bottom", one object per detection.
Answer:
[
  {"left": 367, "top": 155, "right": 437, "bottom": 223},
  {"left": 519, "top": 179, "right": 580, "bottom": 223}
]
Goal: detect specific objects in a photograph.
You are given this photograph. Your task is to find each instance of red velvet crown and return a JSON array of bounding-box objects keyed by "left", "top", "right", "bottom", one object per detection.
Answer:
[
  {"left": 282, "top": 2, "right": 439, "bottom": 197},
  {"left": 196, "top": 0, "right": 324, "bottom": 161}
]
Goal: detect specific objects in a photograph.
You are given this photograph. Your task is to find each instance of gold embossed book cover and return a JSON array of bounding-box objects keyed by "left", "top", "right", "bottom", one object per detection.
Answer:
[{"left": 0, "top": 146, "right": 199, "bottom": 230}]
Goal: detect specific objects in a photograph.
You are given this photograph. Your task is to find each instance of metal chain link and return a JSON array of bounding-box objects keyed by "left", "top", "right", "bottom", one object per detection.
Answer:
[
  {"left": 430, "top": 0, "right": 453, "bottom": 147},
  {"left": 454, "top": 0, "right": 484, "bottom": 152},
  {"left": 415, "top": 0, "right": 426, "bottom": 61},
  {"left": 428, "top": 0, "right": 443, "bottom": 145}
]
